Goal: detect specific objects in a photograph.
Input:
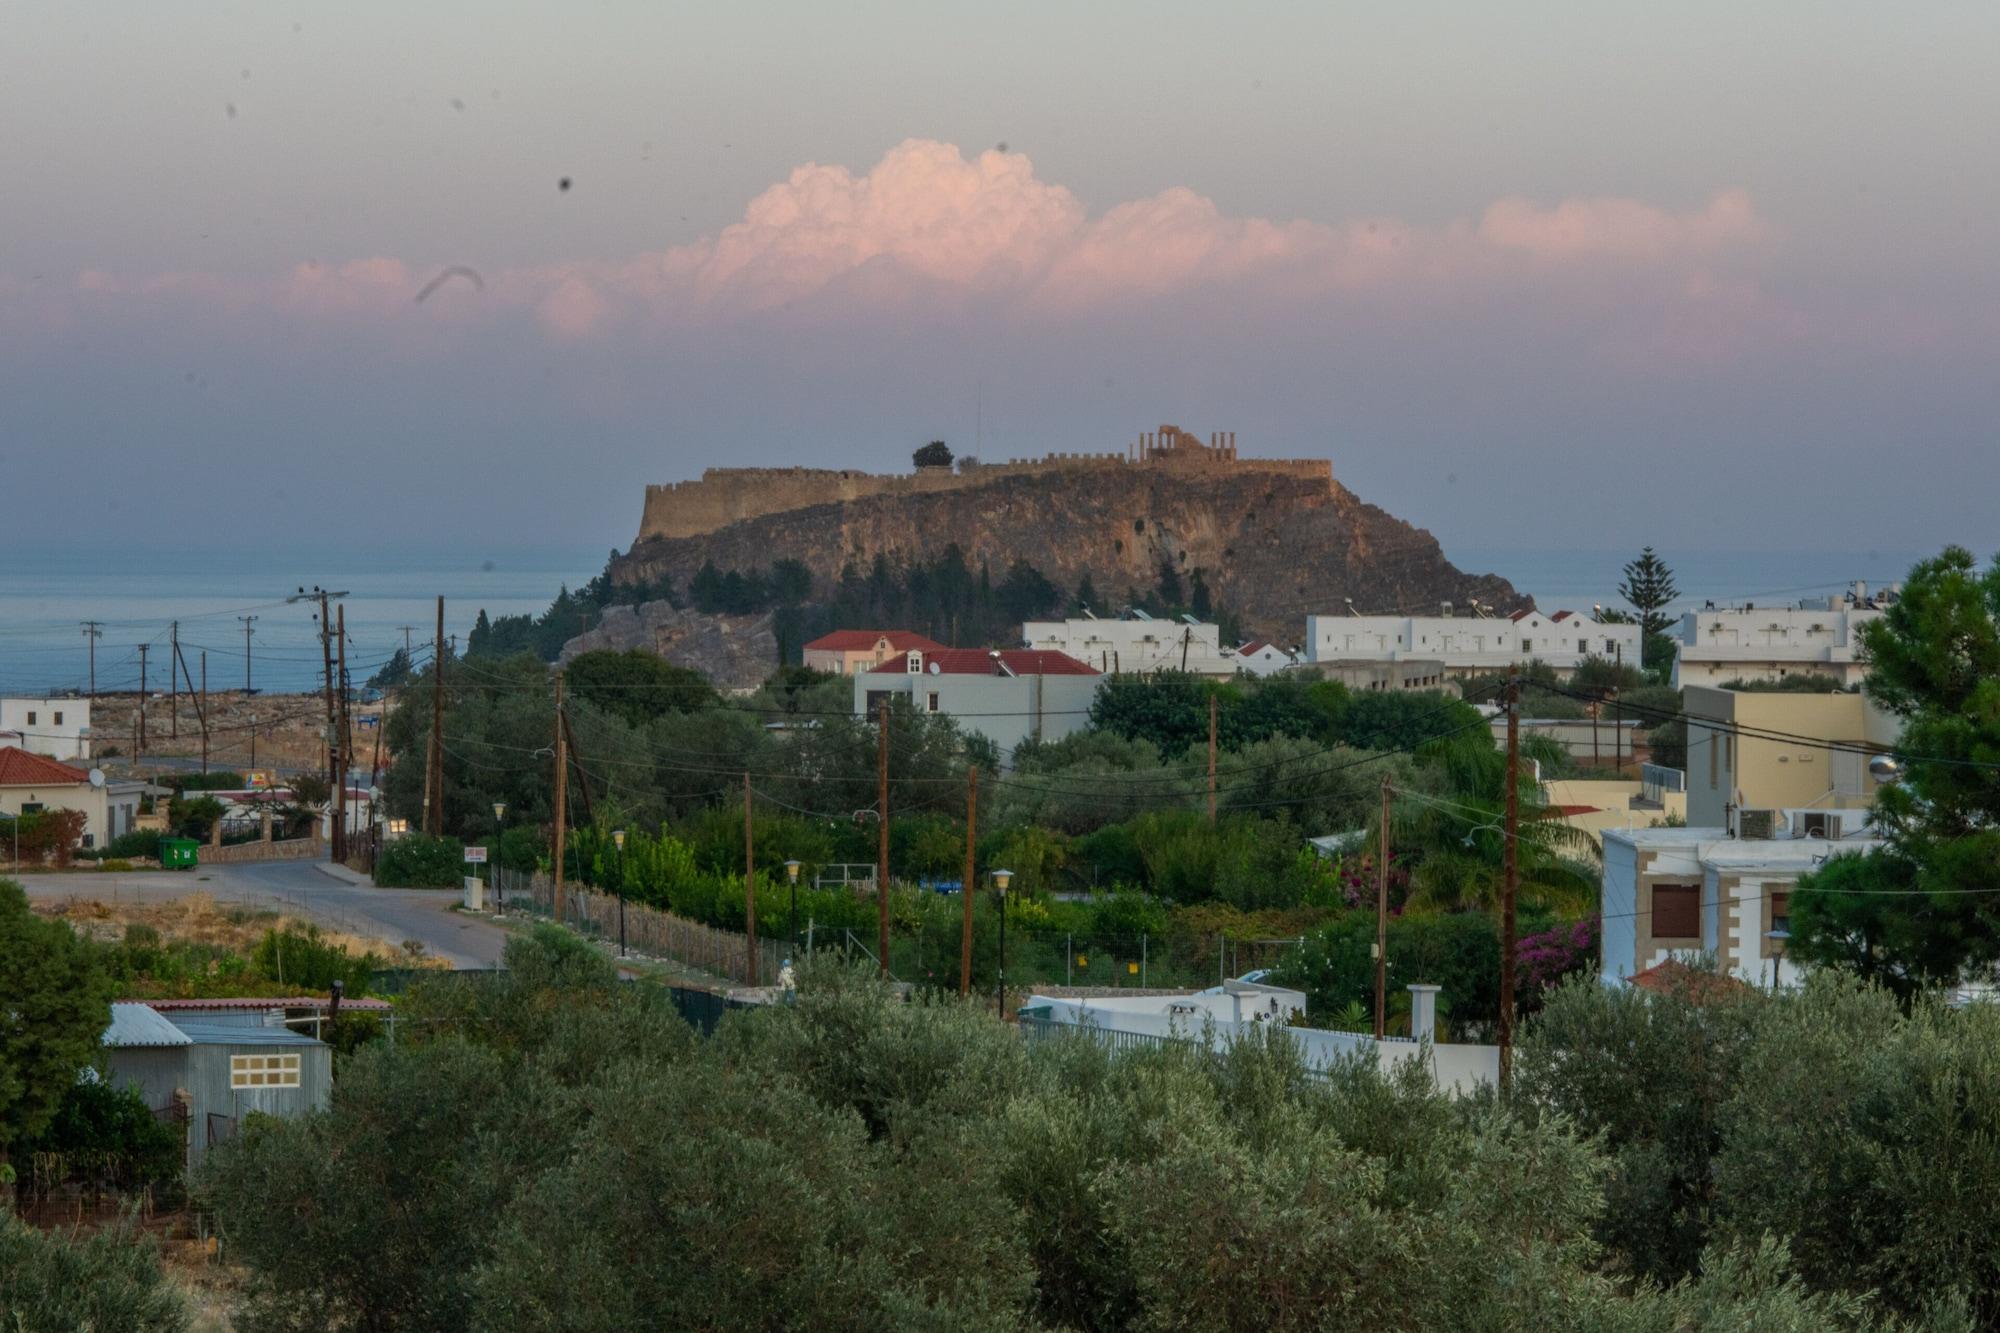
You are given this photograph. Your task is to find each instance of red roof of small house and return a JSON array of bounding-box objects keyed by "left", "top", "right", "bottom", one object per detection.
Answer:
[
  {"left": 1550, "top": 610, "right": 1575, "bottom": 622},
  {"left": 0, "top": 747, "right": 89, "bottom": 787},
  {"left": 1237, "top": 639, "right": 1271, "bottom": 655},
  {"left": 1625, "top": 959, "right": 1752, "bottom": 1002},
  {"left": 880, "top": 648, "right": 1099, "bottom": 677},
  {"left": 803, "top": 630, "right": 946, "bottom": 654},
  {"left": 142, "top": 996, "right": 394, "bottom": 1013}
]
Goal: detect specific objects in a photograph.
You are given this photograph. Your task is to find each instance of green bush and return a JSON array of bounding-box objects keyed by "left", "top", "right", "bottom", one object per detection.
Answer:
[
  {"left": 0, "top": 1213, "right": 187, "bottom": 1331},
  {"left": 15, "top": 1078, "right": 185, "bottom": 1204},
  {"left": 104, "top": 829, "right": 163, "bottom": 861},
  {"left": 374, "top": 834, "right": 466, "bottom": 888},
  {"left": 251, "top": 924, "right": 382, "bottom": 994}
]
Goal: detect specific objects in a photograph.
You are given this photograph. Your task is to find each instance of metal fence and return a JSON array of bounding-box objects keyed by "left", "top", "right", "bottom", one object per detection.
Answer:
[{"left": 492, "top": 867, "right": 783, "bottom": 987}]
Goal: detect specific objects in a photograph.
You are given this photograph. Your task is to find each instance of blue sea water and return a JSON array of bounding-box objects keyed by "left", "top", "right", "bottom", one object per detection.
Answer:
[
  {"left": 0, "top": 541, "right": 1942, "bottom": 696},
  {"left": 0, "top": 545, "right": 606, "bottom": 695}
]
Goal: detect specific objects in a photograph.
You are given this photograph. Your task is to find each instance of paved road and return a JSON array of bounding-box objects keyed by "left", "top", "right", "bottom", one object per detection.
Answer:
[{"left": 17, "top": 859, "right": 510, "bottom": 970}]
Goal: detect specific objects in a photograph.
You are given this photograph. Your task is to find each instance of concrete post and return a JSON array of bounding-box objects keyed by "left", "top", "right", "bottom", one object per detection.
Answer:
[
  {"left": 260, "top": 808, "right": 273, "bottom": 843},
  {"left": 1407, "top": 984, "right": 1442, "bottom": 1043}
]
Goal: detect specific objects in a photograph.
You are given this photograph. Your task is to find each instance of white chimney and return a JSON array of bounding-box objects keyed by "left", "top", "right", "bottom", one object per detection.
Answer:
[{"left": 1406, "top": 984, "right": 1441, "bottom": 1044}]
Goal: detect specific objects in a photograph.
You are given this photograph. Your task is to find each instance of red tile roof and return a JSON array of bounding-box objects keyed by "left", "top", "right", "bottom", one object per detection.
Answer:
[
  {"left": 1550, "top": 610, "right": 1574, "bottom": 622},
  {"left": 877, "top": 648, "right": 1100, "bottom": 677},
  {"left": 804, "top": 630, "right": 946, "bottom": 654},
  {"left": 1236, "top": 639, "right": 1271, "bottom": 655},
  {"left": 0, "top": 747, "right": 89, "bottom": 787}
]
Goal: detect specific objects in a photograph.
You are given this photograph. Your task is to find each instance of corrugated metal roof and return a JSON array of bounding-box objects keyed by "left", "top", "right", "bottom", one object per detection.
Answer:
[
  {"left": 170, "top": 1021, "right": 326, "bottom": 1048},
  {"left": 142, "top": 996, "right": 393, "bottom": 1013},
  {"left": 103, "top": 1003, "right": 192, "bottom": 1048}
]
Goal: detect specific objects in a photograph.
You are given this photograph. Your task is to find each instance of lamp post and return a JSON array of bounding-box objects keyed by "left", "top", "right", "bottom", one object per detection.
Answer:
[
  {"left": 491, "top": 801, "right": 507, "bottom": 915},
  {"left": 612, "top": 828, "right": 628, "bottom": 957},
  {"left": 784, "top": 860, "right": 802, "bottom": 950},
  {"left": 1764, "top": 927, "right": 1791, "bottom": 992},
  {"left": 993, "top": 868, "right": 1013, "bottom": 1018},
  {"left": 249, "top": 713, "right": 257, "bottom": 770}
]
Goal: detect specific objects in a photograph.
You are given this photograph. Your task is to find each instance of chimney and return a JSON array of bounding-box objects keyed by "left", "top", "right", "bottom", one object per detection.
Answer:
[{"left": 1406, "top": 984, "right": 1441, "bottom": 1044}]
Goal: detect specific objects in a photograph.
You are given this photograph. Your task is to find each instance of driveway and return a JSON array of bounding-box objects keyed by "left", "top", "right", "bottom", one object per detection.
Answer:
[{"left": 16, "top": 858, "right": 510, "bottom": 970}]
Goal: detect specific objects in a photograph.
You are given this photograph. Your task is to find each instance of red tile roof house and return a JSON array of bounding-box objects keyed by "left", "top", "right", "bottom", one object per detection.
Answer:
[
  {"left": 802, "top": 630, "right": 947, "bottom": 677},
  {"left": 854, "top": 648, "right": 1102, "bottom": 766},
  {"left": 0, "top": 746, "right": 149, "bottom": 856}
]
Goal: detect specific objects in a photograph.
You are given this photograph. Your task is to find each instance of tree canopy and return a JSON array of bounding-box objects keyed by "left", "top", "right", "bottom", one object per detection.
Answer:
[{"left": 0, "top": 881, "right": 114, "bottom": 1163}]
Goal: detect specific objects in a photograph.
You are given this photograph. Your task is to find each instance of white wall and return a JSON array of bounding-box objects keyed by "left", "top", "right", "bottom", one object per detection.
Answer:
[
  {"left": 0, "top": 699, "right": 92, "bottom": 761},
  {"left": 855, "top": 669, "right": 1101, "bottom": 762},
  {"left": 1022, "top": 617, "right": 1231, "bottom": 675},
  {"left": 1305, "top": 614, "right": 1640, "bottom": 674},
  {"left": 1599, "top": 835, "right": 1639, "bottom": 984}
]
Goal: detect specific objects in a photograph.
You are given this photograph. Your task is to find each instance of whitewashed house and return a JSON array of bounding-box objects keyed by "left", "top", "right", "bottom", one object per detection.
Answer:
[
  {"left": 0, "top": 697, "right": 91, "bottom": 761},
  {"left": 1021, "top": 611, "right": 1236, "bottom": 677},
  {"left": 1305, "top": 609, "right": 1640, "bottom": 678}
]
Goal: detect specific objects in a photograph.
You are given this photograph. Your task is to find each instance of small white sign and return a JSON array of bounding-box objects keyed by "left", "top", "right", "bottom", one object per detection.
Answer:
[{"left": 463, "top": 846, "right": 488, "bottom": 864}]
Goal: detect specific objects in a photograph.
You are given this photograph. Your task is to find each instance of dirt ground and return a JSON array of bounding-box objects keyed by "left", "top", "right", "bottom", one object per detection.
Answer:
[
  {"left": 40, "top": 889, "right": 433, "bottom": 967},
  {"left": 87, "top": 690, "right": 394, "bottom": 778}
]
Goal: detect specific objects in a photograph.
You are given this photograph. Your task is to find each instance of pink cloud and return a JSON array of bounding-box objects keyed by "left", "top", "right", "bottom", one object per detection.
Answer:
[{"left": 1477, "top": 188, "right": 1769, "bottom": 261}]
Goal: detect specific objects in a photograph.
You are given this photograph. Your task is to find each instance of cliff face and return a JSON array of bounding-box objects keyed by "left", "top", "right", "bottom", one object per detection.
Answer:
[{"left": 609, "top": 469, "right": 1522, "bottom": 643}]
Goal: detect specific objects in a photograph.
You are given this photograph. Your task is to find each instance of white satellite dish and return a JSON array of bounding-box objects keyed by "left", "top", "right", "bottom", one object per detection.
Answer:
[
  {"left": 927, "top": 661, "right": 942, "bottom": 675},
  {"left": 88, "top": 768, "right": 106, "bottom": 788}
]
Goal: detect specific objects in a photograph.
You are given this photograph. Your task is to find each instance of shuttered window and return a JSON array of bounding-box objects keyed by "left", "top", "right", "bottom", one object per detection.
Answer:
[{"left": 1651, "top": 883, "right": 1701, "bottom": 940}]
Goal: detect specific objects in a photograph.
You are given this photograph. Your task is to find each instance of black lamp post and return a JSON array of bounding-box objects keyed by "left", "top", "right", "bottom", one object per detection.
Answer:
[
  {"left": 784, "top": 860, "right": 802, "bottom": 950},
  {"left": 491, "top": 801, "right": 507, "bottom": 916},
  {"left": 993, "top": 868, "right": 1013, "bottom": 1018},
  {"left": 612, "top": 828, "right": 627, "bottom": 957}
]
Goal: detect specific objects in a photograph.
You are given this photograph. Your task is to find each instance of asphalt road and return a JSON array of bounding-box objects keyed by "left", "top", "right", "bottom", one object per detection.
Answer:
[{"left": 17, "top": 858, "right": 510, "bottom": 970}]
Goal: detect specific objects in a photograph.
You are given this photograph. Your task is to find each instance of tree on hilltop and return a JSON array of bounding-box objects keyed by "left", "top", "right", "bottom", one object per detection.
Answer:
[{"left": 913, "top": 441, "right": 953, "bottom": 470}]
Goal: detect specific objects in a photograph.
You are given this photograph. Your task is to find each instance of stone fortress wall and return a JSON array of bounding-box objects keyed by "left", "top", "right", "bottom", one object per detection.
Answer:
[{"left": 637, "top": 424, "right": 1334, "bottom": 542}]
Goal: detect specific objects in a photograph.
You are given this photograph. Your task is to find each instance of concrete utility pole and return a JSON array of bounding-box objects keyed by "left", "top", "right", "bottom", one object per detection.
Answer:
[
  {"left": 427, "top": 597, "right": 445, "bottom": 836},
  {"left": 135, "top": 644, "right": 149, "bottom": 754},
  {"left": 1500, "top": 675, "right": 1521, "bottom": 1097},
  {"left": 80, "top": 622, "right": 101, "bottom": 698},
  {"left": 1376, "top": 774, "right": 1391, "bottom": 1041},
  {"left": 744, "top": 772, "right": 758, "bottom": 986},
  {"left": 238, "top": 616, "right": 257, "bottom": 692},
  {"left": 551, "top": 671, "right": 568, "bottom": 925},
  {"left": 1208, "top": 694, "right": 1219, "bottom": 824},
  {"left": 961, "top": 765, "right": 978, "bottom": 997},
  {"left": 877, "top": 698, "right": 890, "bottom": 978}
]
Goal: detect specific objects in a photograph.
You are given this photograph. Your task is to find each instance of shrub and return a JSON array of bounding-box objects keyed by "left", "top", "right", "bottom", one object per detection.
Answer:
[
  {"left": 105, "top": 829, "right": 163, "bottom": 861},
  {"left": 15, "top": 1079, "right": 184, "bottom": 1204},
  {"left": 0, "top": 1213, "right": 187, "bottom": 1331},
  {"left": 374, "top": 834, "right": 466, "bottom": 888}
]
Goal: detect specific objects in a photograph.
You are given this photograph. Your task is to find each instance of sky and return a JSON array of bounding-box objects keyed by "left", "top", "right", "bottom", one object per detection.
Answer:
[{"left": 4, "top": 1, "right": 1997, "bottom": 563}]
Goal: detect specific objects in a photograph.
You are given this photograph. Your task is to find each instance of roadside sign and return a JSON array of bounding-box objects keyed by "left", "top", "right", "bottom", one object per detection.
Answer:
[{"left": 463, "top": 846, "right": 488, "bottom": 864}]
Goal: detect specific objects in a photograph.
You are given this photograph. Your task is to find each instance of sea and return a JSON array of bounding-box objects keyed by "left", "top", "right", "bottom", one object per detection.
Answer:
[{"left": 0, "top": 542, "right": 1943, "bottom": 696}]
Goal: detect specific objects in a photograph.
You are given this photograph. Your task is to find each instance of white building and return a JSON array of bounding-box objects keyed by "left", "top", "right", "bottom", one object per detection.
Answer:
[
  {"left": 1305, "top": 609, "right": 1641, "bottom": 678},
  {"left": 855, "top": 648, "right": 1102, "bottom": 762},
  {"left": 1599, "top": 818, "right": 1881, "bottom": 990},
  {"left": 0, "top": 746, "right": 147, "bottom": 851},
  {"left": 1227, "top": 639, "right": 1299, "bottom": 677},
  {"left": 1671, "top": 588, "right": 1890, "bottom": 689},
  {"left": 1021, "top": 611, "right": 1236, "bottom": 677},
  {"left": 0, "top": 697, "right": 91, "bottom": 761}
]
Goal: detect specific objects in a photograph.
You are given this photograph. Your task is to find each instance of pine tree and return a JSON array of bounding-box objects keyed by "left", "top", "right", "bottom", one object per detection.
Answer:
[{"left": 1618, "top": 548, "right": 1679, "bottom": 639}]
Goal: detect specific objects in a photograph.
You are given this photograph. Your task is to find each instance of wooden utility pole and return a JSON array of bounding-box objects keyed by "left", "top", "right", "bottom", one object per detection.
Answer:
[
  {"left": 1500, "top": 675, "right": 1521, "bottom": 1096},
  {"left": 551, "top": 671, "right": 568, "bottom": 925},
  {"left": 80, "top": 622, "right": 101, "bottom": 698},
  {"left": 426, "top": 597, "right": 445, "bottom": 836},
  {"left": 1207, "top": 694, "right": 1219, "bottom": 824},
  {"left": 199, "top": 651, "right": 209, "bottom": 775},
  {"left": 313, "top": 593, "right": 338, "bottom": 845},
  {"left": 744, "top": 772, "right": 758, "bottom": 986},
  {"left": 961, "top": 765, "right": 978, "bottom": 997},
  {"left": 238, "top": 615, "right": 257, "bottom": 692},
  {"left": 334, "top": 605, "right": 350, "bottom": 861},
  {"left": 135, "top": 645, "right": 149, "bottom": 754},
  {"left": 1376, "top": 774, "right": 1391, "bottom": 1040},
  {"left": 169, "top": 622, "right": 179, "bottom": 739},
  {"left": 876, "top": 698, "right": 891, "bottom": 977}
]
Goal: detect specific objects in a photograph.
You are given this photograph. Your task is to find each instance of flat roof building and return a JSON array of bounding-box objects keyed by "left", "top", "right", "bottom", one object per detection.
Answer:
[{"left": 1304, "top": 609, "right": 1640, "bottom": 678}]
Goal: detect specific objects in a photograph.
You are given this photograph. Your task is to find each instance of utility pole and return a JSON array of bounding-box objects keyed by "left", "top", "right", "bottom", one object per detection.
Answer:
[
  {"left": 198, "top": 651, "right": 209, "bottom": 775},
  {"left": 1376, "top": 774, "right": 1390, "bottom": 1041},
  {"left": 335, "top": 605, "right": 350, "bottom": 861},
  {"left": 744, "top": 772, "right": 758, "bottom": 986},
  {"left": 397, "top": 625, "right": 415, "bottom": 657},
  {"left": 135, "top": 644, "right": 149, "bottom": 755},
  {"left": 80, "top": 622, "right": 101, "bottom": 698},
  {"left": 961, "top": 765, "right": 978, "bottom": 997},
  {"left": 238, "top": 616, "right": 257, "bottom": 692},
  {"left": 427, "top": 597, "right": 445, "bottom": 836},
  {"left": 1207, "top": 694, "right": 1219, "bottom": 824},
  {"left": 877, "top": 698, "right": 890, "bottom": 978},
  {"left": 551, "top": 671, "right": 568, "bottom": 925},
  {"left": 1500, "top": 674, "right": 1521, "bottom": 1097},
  {"left": 169, "top": 622, "right": 179, "bottom": 739},
  {"left": 317, "top": 594, "right": 338, "bottom": 852}
]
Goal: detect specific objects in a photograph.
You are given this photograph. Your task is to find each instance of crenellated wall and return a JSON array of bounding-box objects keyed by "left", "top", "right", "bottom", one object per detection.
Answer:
[{"left": 636, "top": 425, "right": 1333, "bottom": 542}]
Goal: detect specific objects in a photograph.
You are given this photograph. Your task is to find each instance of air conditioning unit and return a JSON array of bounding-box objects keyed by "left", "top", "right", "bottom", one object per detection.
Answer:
[
  {"left": 1736, "top": 808, "right": 1778, "bottom": 840},
  {"left": 1795, "top": 811, "right": 1841, "bottom": 839}
]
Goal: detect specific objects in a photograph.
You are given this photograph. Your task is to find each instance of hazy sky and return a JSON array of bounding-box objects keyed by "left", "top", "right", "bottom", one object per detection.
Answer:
[{"left": 4, "top": 2, "right": 1996, "bottom": 561}]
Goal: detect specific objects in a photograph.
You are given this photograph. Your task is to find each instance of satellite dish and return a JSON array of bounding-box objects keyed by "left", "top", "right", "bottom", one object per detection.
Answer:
[
  {"left": 928, "top": 661, "right": 942, "bottom": 675},
  {"left": 88, "top": 768, "right": 106, "bottom": 788}
]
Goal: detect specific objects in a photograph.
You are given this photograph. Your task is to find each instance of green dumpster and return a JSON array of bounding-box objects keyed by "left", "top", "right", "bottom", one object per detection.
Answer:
[{"left": 159, "top": 838, "right": 200, "bottom": 870}]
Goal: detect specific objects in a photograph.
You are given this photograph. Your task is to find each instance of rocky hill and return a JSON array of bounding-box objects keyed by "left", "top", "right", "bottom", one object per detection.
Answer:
[{"left": 608, "top": 465, "right": 1521, "bottom": 644}]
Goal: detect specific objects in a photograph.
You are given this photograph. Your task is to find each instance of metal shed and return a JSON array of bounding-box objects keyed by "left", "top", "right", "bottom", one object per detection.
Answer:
[{"left": 101, "top": 1003, "right": 333, "bottom": 1173}]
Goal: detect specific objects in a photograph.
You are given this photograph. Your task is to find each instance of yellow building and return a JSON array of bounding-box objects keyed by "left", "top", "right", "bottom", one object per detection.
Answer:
[
  {"left": 1683, "top": 685, "right": 1899, "bottom": 831},
  {"left": 1544, "top": 778, "right": 1687, "bottom": 850}
]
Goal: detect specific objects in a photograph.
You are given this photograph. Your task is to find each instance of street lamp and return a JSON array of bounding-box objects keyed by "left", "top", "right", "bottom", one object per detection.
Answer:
[
  {"left": 1868, "top": 755, "right": 1905, "bottom": 784},
  {"left": 1764, "top": 928, "right": 1791, "bottom": 992},
  {"left": 992, "top": 868, "right": 1014, "bottom": 1018},
  {"left": 784, "top": 860, "right": 802, "bottom": 950},
  {"left": 491, "top": 802, "right": 507, "bottom": 916},
  {"left": 612, "top": 828, "right": 628, "bottom": 957}
]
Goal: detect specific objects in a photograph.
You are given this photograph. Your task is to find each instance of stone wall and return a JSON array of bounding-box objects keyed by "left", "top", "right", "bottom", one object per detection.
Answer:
[
  {"left": 635, "top": 425, "right": 1333, "bottom": 542},
  {"left": 200, "top": 837, "right": 326, "bottom": 865}
]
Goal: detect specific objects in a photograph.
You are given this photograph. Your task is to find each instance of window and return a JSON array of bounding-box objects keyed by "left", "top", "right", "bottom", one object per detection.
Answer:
[
  {"left": 81, "top": 833, "right": 95, "bottom": 848},
  {"left": 52, "top": 711, "right": 63, "bottom": 726},
  {"left": 20, "top": 802, "right": 43, "bottom": 814},
  {"left": 1651, "top": 883, "right": 1701, "bottom": 940},
  {"left": 1579, "top": 639, "right": 1589, "bottom": 653},
  {"left": 926, "top": 692, "right": 940, "bottom": 713},
  {"left": 1769, "top": 890, "right": 1791, "bottom": 939},
  {"left": 24, "top": 711, "right": 35, "bottom": 726},
  {"left": 1521, "top": 638, "right": 1533, "bottom": 652},
  {"left": 230, "top": 1053, "right": 302, "bottom": 1089}
]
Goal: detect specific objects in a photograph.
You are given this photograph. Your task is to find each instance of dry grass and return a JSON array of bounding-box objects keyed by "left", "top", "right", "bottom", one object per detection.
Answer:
[{"left": 43, "top": 890, "right": 429, "bottom": 965}]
